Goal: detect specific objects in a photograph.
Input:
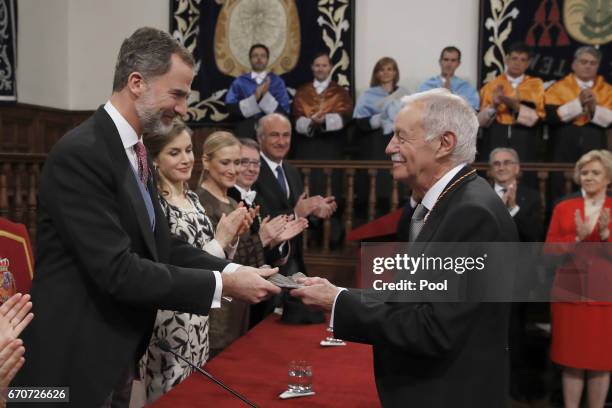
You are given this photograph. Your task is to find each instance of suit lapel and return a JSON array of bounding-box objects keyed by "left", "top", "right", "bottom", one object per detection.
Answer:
[
  {"left": 260, "top": 159, "right": 292, "bottom": 207},
  {"left": 283, "top": 162, "right": 302, "bottom": 206},
  {"left": 417, "top": 165, "right": 477, "bottom": 243},
  {"left": 97, "top": 107, "right": 159, "bottom": 260}
]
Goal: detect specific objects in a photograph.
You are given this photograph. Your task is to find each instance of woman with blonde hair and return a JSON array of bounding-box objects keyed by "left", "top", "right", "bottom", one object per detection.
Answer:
[
  {"left": 138, "top": 121, "right": 248, "bottom": 403},
  {"left": 196, "top": 131, "right": 307, "bottom": 356},
  {"left": 546, "top": 149, "right": 612, "bottom": 408}
]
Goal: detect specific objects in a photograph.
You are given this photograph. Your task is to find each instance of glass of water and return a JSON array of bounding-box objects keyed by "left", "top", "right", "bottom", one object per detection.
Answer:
[{"left": 288, "top": 360, "right": 313, "bottom": 393}]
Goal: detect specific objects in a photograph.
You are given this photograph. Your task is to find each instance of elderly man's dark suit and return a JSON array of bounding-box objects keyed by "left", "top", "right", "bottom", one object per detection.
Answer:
[
  {"left": 334, "top": 166, "right": 518, "bottom": 407},
  {"left": 14, "top": 107, "right": 230, "bottom": 407}
]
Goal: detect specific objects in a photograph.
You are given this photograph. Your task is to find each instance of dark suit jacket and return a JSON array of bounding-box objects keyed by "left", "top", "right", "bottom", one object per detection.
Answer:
[
  {"left": 14, "top": 107, "right": 230, "bottom": 407},
  {"left": 252, "top": 158, "right": 325, "bottom": 324},
  {"left": 252, "top": 158, "right": 306, "bottom": 274},
  {"left": 334, "top": 166, "right": 518, "bottom": 407},
  {"left": 513, "top": 183, "right": 543, "bottom": 242}
]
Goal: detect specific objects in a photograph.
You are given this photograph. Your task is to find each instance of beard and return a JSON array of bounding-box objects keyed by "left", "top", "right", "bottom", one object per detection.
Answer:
[{"left": 135, "top": 90, "right": 176, "bottom": 136}]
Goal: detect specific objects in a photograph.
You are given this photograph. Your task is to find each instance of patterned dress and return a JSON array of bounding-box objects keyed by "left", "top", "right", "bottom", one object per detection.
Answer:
[{"left": 139, "top": 191, "right": 218, "bottom": 403}]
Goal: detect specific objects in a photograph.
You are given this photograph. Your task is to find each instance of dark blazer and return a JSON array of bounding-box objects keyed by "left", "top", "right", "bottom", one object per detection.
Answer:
[
  {"left": 14, "top": 107, "right": 230, "bottom": 407},
  {"left": 252, "top": 158, "right": 306, "bottom": 274},
  {"left": 334, "top": 166, "right": 518, "bottom": 407},
  {"left": 513, "top": 183, "right": 543, "bottom": 242},
  {"left": 252, "top": 158, "right": 324, "bottom": 324}
]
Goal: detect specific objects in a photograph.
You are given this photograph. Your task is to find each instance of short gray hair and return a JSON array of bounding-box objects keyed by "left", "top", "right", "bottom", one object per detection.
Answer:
[
  {"left": 255, "top": 113, "right": 291, "bottom": 140},
  {"left": 400, "top": 89, "right": 478, "bottom": 164},
  {"left": 574, "top": 46, "right": 602, "bottom": 62},
  {"left": 489, "top": 147, "right": 520, "bottom": 165}
]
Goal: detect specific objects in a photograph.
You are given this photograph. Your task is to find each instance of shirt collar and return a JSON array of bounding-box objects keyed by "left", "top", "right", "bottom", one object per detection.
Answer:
[
  {"left": 234, "top": 184, "right": 250, "bottom": 196},
  {"left": 314, "top": 78, "right": 331, "bottom": 94},
  {"left": 103, "top": 101, "right": 140, "bottom": 149},
  {"left": 505, "top": 72, "right": 525, "bottom": 89},
  {"left": 575, "top": 77, "right": 594, "bottom": 89},
  {"left": 251, "top": 71, "right": 268, "bottom": 85},
  {"left": 421, "top": 163, "right": 467, "bottom": 212},
  {"left": 235, "top": 184, "right": 256, "bottom": 205},
  {"left": 438, "top": 75, "right": 455, "bottom": 84},
  {"left": 260, "top": 151, "right": 283, "bottom": 171},
  {"left": 493, "top": 183, "right": 506, "bottom": 193}
]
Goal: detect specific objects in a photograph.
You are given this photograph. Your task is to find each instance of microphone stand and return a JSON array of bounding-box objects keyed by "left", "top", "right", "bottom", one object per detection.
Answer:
[{"left": 156, "top": 340, "right": 258, "bottom": 408}]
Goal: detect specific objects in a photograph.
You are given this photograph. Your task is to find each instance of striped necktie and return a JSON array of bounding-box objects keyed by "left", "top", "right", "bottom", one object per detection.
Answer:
[
  {"left": 133, "top": 141, "right": 150, "bottom": 185},
  {"left": 409, "top": 204, "right": 429, "bottom": 242}
]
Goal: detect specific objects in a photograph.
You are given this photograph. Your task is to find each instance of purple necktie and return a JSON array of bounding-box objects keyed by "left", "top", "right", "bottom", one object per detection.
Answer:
[{"left": 133, "top": 141, "right": 150, "bottom": 185}]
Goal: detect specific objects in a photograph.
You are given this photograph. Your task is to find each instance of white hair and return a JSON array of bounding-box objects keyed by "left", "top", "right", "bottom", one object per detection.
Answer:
[{"left": 400, "top": 89, "right": 478, "bottom": 164}]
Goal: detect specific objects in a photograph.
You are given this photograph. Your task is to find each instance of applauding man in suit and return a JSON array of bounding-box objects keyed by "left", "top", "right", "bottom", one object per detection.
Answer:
[
  {"left": 292, "top": 89, "right": 518, "bottom": 407},
  {"left": 489, "top": 147, "right": 542, "bottom": 242},
  {"left": 14, "top": 27, "right": 280, "bottom": 407}
]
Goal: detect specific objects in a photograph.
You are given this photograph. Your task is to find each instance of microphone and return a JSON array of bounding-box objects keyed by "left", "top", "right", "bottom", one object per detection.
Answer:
[{"left": 156, "top": 340, "right": 258, "bottom": 408}]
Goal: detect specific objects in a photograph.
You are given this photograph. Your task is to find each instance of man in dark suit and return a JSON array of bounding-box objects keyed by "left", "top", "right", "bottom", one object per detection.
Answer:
[
  {"left": 252, "top": 113, "right": 337, "bottom": 276},
  {"left": 252, "top": 113, "right": 336, "bottom": 323},
  {"left": 489, "top": 147, "right": 543, "bottom": 242},
  {"left": 489, "top": 147, "right": 545, "bottom": 403},
  {"left": 292, "top": 89, "right": 518, "bottom": 407},
  {"left": 13, "top": 27, "right": 279, "bottom": 407}
]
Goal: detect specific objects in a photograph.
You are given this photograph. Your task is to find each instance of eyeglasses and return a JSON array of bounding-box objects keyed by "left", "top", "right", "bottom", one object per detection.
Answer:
[
  {"left": 492, "top": 160, "right": 518, "bottom": 168},
  {"left": 240, "top": 159, "right": 261, "bottom": 168}
]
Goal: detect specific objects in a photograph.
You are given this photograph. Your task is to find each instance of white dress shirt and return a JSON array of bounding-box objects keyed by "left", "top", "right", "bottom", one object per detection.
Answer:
[{"left": 494, "top": 183, "right": 520, "bottom": 217}]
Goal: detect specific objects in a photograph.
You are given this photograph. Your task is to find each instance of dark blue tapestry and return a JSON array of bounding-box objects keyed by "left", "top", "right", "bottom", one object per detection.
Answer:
[
  {"left": 478, "top": 0, "right": 611, "bottom": 86},
  {"left": 0, "top": 0, "right": 17, "bottom": 102},
  {"left": 170, "top": 0, "right": 354, "bottom": 124}
]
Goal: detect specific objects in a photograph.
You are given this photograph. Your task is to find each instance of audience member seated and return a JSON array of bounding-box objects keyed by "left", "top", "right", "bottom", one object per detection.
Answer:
[
  {"left": 353, "top": 56, "right": 408, "bottom": 160},
  {"left": 292, "top": 52, "right": 353, "bottom": 207},
  {"left": 138, "top": 121, "right": 248, "bottom": 403},
  {"left": 478, "top": 42, "right": 545, "bottom": 166},
  {"left": 353, "top": 57, "right": 408, "bottom": 216},
  {"left": 545, "top": 46, "right": 611, "bottom": 201},
  {"left": 418, "top": 46, "right": 479, "bottom": 110},
  {"left": 225, "top": 44, "right": 290, "bottom": 138},
  {"left": 489, "top": 147, "right": 543, "bottom": 403},
  {"left": 0, "top": 293, "right": 33, "bottom": 401},
  {"left": 292, "top": 52, "right": 353, "bottom": 163},
  {"left": 196, "top": 131, "right": 307, "bottom": 352},
  {"left": 489, "top": 147, "right": 543, "bottom": 242},
  {"left": 253, "top": 113, "right": 336, "bottom": 323},
  {"left": 228, "top": 137, "right": 308, "bottom": 327},
  {"left": 546, "top": 149, "right": 611, "bottom": 408}
]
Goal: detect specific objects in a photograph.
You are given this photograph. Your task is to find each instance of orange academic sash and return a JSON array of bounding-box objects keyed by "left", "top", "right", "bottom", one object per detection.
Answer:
[
  {"left": 545, "top": 74, "right": 612, "bottom": 126},
  {"left": 480, "top": 74, "right": 545, "bottom": 125}
]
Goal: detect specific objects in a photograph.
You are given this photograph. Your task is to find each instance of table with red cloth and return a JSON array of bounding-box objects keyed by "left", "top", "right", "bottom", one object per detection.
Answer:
[{"left": 151, "top": 315, "right": 380, "bottom": 407}]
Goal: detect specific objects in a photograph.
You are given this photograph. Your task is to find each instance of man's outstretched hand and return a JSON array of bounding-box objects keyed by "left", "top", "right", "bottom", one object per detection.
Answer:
[
  {"left": 290, "top": 277, "right": 341, "bottom": 311},
  {"left": 222, "top": 266, "right": 281, "bottom": 303}
]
